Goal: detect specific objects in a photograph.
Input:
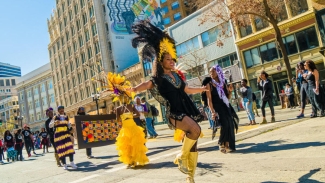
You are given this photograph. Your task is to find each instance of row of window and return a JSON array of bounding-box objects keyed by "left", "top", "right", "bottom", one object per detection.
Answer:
[
  {"left": 0, "top": 89, "right": 12, "bottom": 93},
  {"left": 0, "top": 79, "right": 16, "bottom": 87},
  {"left": 239, "top": 0, "right": 309, "bottom": 38},
  {"left": 208, "top": 53, "right": 238, "bottom": 69},
  {"left": 244, "top": 26, "right": 319, "bottom": 68},
  {"left": 163, "top": 12, "right": 182, "bottom": 25},
  {"left": 25, "top": 81, "right": 53, "bottom": 99},
  {"left": 0, "top": 101, "right": 18, "bottom": 109},
  {"left": 27, "top": 94, "right": 55, "bottom": 110}
]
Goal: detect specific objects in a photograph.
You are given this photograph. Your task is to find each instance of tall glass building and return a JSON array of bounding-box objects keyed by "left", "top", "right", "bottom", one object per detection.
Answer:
[{"left": 0, "top": 62, "right": 21, "bottom": 77}]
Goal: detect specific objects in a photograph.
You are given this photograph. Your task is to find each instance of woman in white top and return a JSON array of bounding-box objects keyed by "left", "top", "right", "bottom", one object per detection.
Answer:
[{"left": 133, "top": 97, "right": 148, "bottom": 138}]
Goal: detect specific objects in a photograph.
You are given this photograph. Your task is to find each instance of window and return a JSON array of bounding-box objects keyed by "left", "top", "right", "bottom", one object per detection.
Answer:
[
  {"left": 176, "top": 36, "right": 200, "bottom": 56},
  {"left": 91, "top": 24, "right": 97, "bottom": 36},
  {"left": 80, "top": 0, "right": 85, "bottom": 7},
  {"left": 63, "top": 83, "right": 66, "bottom": 92},
  {"left": 81, "top": 53, "right": 86, "bottom": 63},
  {"left": 78, "top": 73, "right": 82, "bottom": 84},
  {"left": 50, "top": 94, "right": 55, "bottom": 103},
  {"left": 60, "top": 22, "right": 63, "bottom": 32},
  {"left": 143, "top": 61, "right": 152, "bottom": 77},
  {"left": 61, "top": 3, "right": 65, "bottom": 12},
  {"left": 70, "top": 62, "right": 74, "bottom": 72},
  {"left": 0, "top": 80, "right": 3, "bottom": 86},
  {"left": 73, "top": 42, "right": 78, "bottom": 52},
  {"left": 74, "top": 4, "right": 79, "bottom": 15},
  {"left": 29, "top": 102, "right": 33, "bottom": 110},
  {"left": 208, "top": 53, "right": 238, "bottom": 69},
  {"left": 92, "top": 83, "right": 97, "bottom": 93},
  {"left": 30, "top": 114, "right": 34, "bottom": 122},
  {"left": 259, "top": 42, "right": 279, "bottom": 62},
  {"left": 174, "top": 12, "right": 181, "bottom": 21},
  {"left": 75, "top": 92, "right": 78, "bottom": 103},
  {"left": 41, "top": 83, "right": 46, "bottom": 92},
  {"left": 162, "top": 6, "right": 169, "bottom": 14},
  {"left": 71, "top": 26, "right": 75, "bottom": 36},
  {"left": 171, "top": 1, "right": 179, "bottom": 10},
  {"left": 34, "top": 87, "right": 39, "bottom": 95},
  {"left": 91, "top": 65, "right": 96, "bottom": 76},
  {"left": 108, "top": 42, "right": 112, "bottom": 50},
  {"left": 66, "top": 32, "right": 69, "bottom": 41},
  {"left": 37, "top": 112, "right": 41, "bottom": 121},
  {"left": 42, "top": 97, "right": 47, "bottom": 106},
  {"left": 64, "top": 17, "right": 67, "bottom": 27},
  {"left": 95, "top": 42, "right": 100, "bottom": 54},
  {"left": 57, "top": 41, "right": 60, "bottom": 50},
  {"left": 69, "top": 11, "right": 73, "bottom": 21},
  {"left": 61, "top": 37, "right": 65, "bottom": 46},
  {"left": 72, "top": 77, "right": 76, "bottom": 86},
  {"left": 68, "top": 80, "right": 71, "bottom": 90},
  {"left": 239, "top": 25, "right": 252, "bottom": 38},
  {"left": 185, "top": 65, "right": 204, "bottom": 80},
  {"left": 48, "top": 81, "right": 53, "bottom": 89},
  {"left": 28, "top": 90, "right": 32, "bottom": 98},
  {"left": 77, "top": 19, "right": 81, "bottom": 30},
  {"left": 255, "top": 17, "right": 269, "bottom": 31},
  {"left": 102, "top": 5, "right": 106, "bottom": 13},
  {"left": 82, "top": 13, "right": 88, "bottom": 25},
  {"left": 244, "top": 48, "right": 261, "bottom": 68},
  {"left": 63, "top": 51, "right": 67, "bottom": 60},
  {"left": 35, "top": 99, "right": 40, "bottom": 108},
  {"left": 296, "top": 26, "right": 319, "bottom": 52},
  {"left": 88, "top": 47, "right": 93, "bottom": 59},
  {"left": 75, "top": 57, "right": 80, "bottom": 68},
  {"left": 164, "top": 17, "right": 171, "bottom": 25},
  {"left": 78, "top": 35, "right": 84, "bottom": 47},
  {"left": 291, "top": 0, "right": 308, "bottom": 17},
  {"left": 59, "top": 55, "right": 62, "bottom": 64},
  {"left": 11, "top": 79, "right": 16, "bottom": 86},
  {"left": 85, "top": 30, "right": 90, "bottom": 42},
  {"left": 66, "top": 65, "right": 69, "bottom": 75},
  {"left": 80, "top": 89, "right": 84, "bottom": 100},
  {"left": 49, "top": 50, "right": 52, "bottom": 58},
  {"left": 68, "top": 46, "right": 72, "bottom": 56},
  {"left": 282, "top": 35, "right": 298, "bottom": 55},
  {"left": 161, "top": 0, "right": 167, "bottom": 3},
  {"left": 84, "top": 69, "right": 89, "bottom": 80},
  {"left": 89, "top": 6, "right": 94, "bottom": 18},
  {"left": 105, "top": 23, "right": 109, "bottom": 31},
  {"left": 5, "top": 79, "right": 10, "bottom": 86},
  {"left": 277, "top": 5, "right": 288, "bottom": 22},
  {"left": 86, "top": 86, "right": 90, "bottom": 97},
  {"left": 201, "top": 26, "right": 220, "bottom": 47},
  {"left": 69, "top": 95, "right": 73, "bottom": 105}
]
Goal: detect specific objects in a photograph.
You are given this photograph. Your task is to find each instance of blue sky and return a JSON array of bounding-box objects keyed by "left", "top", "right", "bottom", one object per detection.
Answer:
[{"left": 0, "top": 1, "right": 56, "bottom": 75}]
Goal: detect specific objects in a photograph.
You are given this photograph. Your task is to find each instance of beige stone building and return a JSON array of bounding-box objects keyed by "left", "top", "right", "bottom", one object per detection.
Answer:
[
  {"left": 47, "top": 0, "right": 115, "bottom": 118},
  {"left": 15, "top": 63, "right": 57, "bottom": 130},
  {"left": 0, "top": 96, "right": 19, "bottom": 128}
]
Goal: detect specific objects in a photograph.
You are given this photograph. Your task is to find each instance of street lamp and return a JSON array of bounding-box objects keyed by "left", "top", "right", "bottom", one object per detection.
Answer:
[
  {"left": 91, "top": 93, "right": 100, "bottom": 115},
  {"left": 17, "top": 116, "right": 24, "bottom": 128}
]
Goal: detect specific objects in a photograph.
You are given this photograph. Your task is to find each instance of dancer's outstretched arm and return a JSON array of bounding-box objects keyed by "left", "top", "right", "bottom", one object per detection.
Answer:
[
  {"left": 130, "top": 81, "right": 154, "bottom": 93},
  {"left": 184, "top": 85, "right": 208, "bottom": 94}
]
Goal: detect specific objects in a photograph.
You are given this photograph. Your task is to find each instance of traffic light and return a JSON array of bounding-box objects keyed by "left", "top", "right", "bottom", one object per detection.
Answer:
[{"left": 0, "top": 119, "right": 2, "bottom": 126}]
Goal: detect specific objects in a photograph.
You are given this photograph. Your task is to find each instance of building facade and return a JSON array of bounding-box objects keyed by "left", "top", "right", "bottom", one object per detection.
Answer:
[
  {"left": 0, "top": 62, "right": 21, "bottom": 77},
  {"left": 47, "top": 0, "right": 114, "bottom": 118},
  {"left": 15, "top": 64, "right": 56, "bottom": 130},
  {"left": 161, "top": 0, "right": 196, "bottom": 27},
  {"left": 0, "top": 96, "right": 19, "bottom": 128},
  {"left": 0, "top": 77, "right": 18, "bottom": 100},
  {"left": 235, "top": 0, "right": 325, "bottom": 102}
]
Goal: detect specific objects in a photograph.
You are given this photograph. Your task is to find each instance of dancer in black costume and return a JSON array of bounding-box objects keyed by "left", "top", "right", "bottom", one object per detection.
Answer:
[{"left": 129, "top": 20, "right": 207, "bottom": 183}]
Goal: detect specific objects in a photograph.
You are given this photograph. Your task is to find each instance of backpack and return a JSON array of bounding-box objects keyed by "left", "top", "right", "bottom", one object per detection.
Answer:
[
  {"left": 252, "top": 92, "right": 257, "bottom": 101},
  {"left": 150, "top": 105, "right": 159, "bottom": 117}
]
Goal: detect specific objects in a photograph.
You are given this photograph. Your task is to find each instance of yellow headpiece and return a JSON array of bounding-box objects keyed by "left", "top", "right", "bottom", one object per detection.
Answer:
[{"left": 159, "top": 38, "right": 177, "bottom": 62}]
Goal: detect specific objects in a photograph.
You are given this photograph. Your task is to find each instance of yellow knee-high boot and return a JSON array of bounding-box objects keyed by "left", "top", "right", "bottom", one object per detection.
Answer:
[
  {"left": 186, "top": 152, "right": 198, "bottom": 183},
  {"left": 173, "top": 136, "right": 197, "bottom": 174}
]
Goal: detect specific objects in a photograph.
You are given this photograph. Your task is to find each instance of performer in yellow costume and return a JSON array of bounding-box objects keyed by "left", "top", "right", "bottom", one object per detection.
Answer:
[{"left": 103, "top": 73, "right": 149, "bottom": 168}]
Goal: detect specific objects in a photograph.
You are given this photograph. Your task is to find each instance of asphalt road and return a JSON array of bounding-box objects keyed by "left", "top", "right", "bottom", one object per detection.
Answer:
[{"left": 1, "top": 106, "right": 324, "bottom": 183}]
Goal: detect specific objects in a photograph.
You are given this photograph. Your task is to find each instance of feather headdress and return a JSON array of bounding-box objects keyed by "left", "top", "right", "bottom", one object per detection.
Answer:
[{"left": 132, "top": 20, "right": 177, "bottom": 62}]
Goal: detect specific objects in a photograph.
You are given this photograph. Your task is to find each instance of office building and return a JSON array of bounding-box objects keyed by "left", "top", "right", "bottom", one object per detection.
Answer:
[
  {"left": 0, "top": 96, "right": 19, "bottom": 128},
  {"left": 161, "top": 0, "right": 197, "bottom": 27},
  {"left": 15, "top": 63, "right": 56, "bottom": 130},
  {"left": 0, "top": 77, "right": 18, "bottom": 100},
  {"left": 0, "top": 62, "right": 21, "bottom": 77}
]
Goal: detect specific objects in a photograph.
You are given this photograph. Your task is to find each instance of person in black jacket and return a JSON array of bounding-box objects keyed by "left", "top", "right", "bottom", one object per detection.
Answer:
[
  {"left": 257, "top": 71, "right": 275, "bottom": 124},
  {"left": 45, "top": 107, "right": 61, "bottom": 167},
  {"left": 77, "top": 107, "right": 94, "bottom": 159}
]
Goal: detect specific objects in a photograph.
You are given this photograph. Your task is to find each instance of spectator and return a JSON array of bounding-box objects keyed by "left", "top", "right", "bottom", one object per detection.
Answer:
[
  {"left": 292, "top": 78, "right": 300, "bottom": 107},
  {"left": 0, "top": 138, "right": 4, "bottom": 164},
  {"left": 202, "top": 77, "right": 215, "bottom": 129},
  {"left": 285, "top": 83, "right": 295, "bottom": 109},
  {"left": 77, "top": 107, "right": 94, "bottom": 159},
  {"left": 304, "top": 60, "right": 325, "bottom": 117},
  {"left": 258, "top": 71, "right": 275, "bottom": 124},
  {"left": 296, "top": 61, "right": 309, "bottom": 118},
  {"left": 134, "top": 96, "right": 148, "bottom": 138},
  {"left": 240, "top": 79, "right": 256, "bottom": 125},
  {"left": 252, "top": 93, "right": 260, "bottom": 117},
  {"left": 141, "top": 97, "right": 158, "bottom": 139}
]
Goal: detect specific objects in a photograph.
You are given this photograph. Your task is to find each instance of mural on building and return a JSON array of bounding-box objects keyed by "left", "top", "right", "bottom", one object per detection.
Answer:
[{"left": 106, "top": 0, "right": 163, "bottom": 72}]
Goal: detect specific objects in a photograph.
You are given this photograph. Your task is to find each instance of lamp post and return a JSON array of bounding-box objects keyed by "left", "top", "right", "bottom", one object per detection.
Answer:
[
  {"left": 17, "top": 116, "right": 24, "bottom": 128},
  {"left": 91, "top": 93, "right": 100, "bottom": 115}
]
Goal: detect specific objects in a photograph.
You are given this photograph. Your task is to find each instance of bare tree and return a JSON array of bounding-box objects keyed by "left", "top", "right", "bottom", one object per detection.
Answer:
[
  {"left": 178, "top": 51, "right": 207, "bottom": 85},
  {"left": 192, "top": 0, "right": 311, "bottom": 85}
]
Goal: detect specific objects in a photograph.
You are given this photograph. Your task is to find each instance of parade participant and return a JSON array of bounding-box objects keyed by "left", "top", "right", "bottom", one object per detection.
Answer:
[
  {"left": 45, "top": 107, "right": 61, "bottom": 166},
  {"left": 130, "top": 21, "right": 207, "bottom": 183},
  {"left": 239, "top": 79, "right": 256, "bottom": 125},
  {"left": 4, "top": 130, "right": 16, "bottom": 162},
  {"left": 77, "top": 107, "right": 94, "bottom": 159},
  {"left": 14, "top": 129, "right": 24, "bottom": 161},
  {"left": 206, "top": 65, "right": 238, "bottom": 153},
  {"left": 50, "top": 106, "right": 77, "bottom": 170},
  {"left": 28, "top": 128, "right": 37, "bottom": 154},
  {"left": 39, "top": 128, "right": 49, "bottom": 153},
  {"left": 257, "top": 71, "right": 275, "bottom": 124},
  {"left": 0, "top": 138, "right": 4, "bottom": 164},
  {"left": 22, "top": 125, "right": 33, "bottom": 157}
]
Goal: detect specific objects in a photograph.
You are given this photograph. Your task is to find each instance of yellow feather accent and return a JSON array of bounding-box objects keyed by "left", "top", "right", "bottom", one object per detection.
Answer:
[{"left": 159, "top": 38, "right": 177, "bottom": 62}]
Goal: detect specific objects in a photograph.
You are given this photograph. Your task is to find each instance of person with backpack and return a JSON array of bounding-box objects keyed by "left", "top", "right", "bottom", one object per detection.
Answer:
[{"left": 141, "top": 97, "right": 158, "bottom": 139}]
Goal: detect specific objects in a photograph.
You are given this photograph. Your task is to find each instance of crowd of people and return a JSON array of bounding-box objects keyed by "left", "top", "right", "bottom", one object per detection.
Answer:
[{"left": 1, "top": 21, "right": 325, "bottom": 183}]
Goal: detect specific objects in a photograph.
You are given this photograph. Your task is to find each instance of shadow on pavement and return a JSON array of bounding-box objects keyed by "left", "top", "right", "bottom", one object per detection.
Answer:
[
  {"left": 197, "top": 162, "right": 223, "bottom": 174},
  {"left": 298, "top": 168, "right": 322, "bottom": 183},
  {"left": 236, "top": 140, "right": 325, "bottom": 154},
  {"left": 147, "top": 145, "right": 181, "bottom": 156},
  {"left": 94, "top": 155, "right": 118, "bottom": 160},
  {"left": 134, "top": 161, "right": 175, "bottom": 170},
  {"left": 73, "top": 161, "right": 120, "bottom": 172}
]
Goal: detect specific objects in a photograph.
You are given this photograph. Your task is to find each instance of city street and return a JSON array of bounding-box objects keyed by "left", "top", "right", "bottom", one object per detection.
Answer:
[{"left": 1, "top": 106, "right": 324, "bottom": 183}]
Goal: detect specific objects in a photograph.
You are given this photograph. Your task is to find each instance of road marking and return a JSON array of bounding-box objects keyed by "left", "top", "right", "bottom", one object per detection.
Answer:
[
  {"left": 70, "top": 122, "right": 274, "bottom": 183},
  {"left": 69, "top": 174, "right": 100, "bottom": 183}
]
